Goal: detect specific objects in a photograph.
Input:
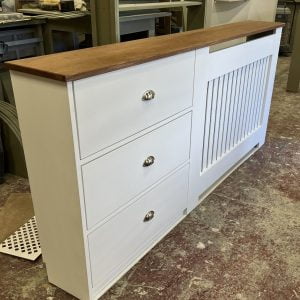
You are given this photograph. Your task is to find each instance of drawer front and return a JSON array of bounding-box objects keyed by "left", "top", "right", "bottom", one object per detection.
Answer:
[
  {"left": 82, "top": 113, "right": 191, "bottom": 229},
  {"left": 73, "top": 52, "right": 194, "bottom": 159},
  {"left": 88, "top": 165, "right": 189, "bottom": 289}
]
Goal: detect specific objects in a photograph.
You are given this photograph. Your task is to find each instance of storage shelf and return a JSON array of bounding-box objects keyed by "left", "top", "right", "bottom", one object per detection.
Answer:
[
  {"left": 215, "top": 0, "right": 248, "bottom": 2},
  {"left": 119, "top": 1, "right": 202, "bottom": 12}
]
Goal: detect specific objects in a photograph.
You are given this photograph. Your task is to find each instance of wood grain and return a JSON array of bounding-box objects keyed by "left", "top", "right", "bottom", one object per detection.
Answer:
[{"left": 5, "top": 21, "right": 284, "bottom": 82}]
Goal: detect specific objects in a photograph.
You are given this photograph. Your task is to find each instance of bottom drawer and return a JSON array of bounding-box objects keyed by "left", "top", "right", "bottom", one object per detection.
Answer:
[{"left": 88, "top": 165, "right": 189, "bottom": 289}]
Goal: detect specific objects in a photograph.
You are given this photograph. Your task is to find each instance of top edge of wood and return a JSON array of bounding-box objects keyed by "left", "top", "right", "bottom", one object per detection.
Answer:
[{"left": 5, "top": 21, "right": 284, "bottom": 82}]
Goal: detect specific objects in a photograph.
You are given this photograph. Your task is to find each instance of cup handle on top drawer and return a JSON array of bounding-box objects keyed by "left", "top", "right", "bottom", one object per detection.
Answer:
[{"left": 142, "top": 90, "right": 155, "bottom": 101}]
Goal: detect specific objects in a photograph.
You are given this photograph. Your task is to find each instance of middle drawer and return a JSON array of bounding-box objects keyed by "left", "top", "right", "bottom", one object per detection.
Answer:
[{"left": 82, "top": 113, "right": 191, "bottom": 229}]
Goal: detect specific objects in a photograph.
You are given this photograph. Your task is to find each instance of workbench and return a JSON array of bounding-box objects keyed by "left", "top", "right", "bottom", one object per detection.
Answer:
[
  {"left": 0, "top": 19, "right": 45, "bottom": 61},
  {"left": 0, "top": 19, "right": 45, "bottom": 177},
  {"left": 91, "top": 0, "right": 204, "bottom": 45},
  {"left": 18, "top": 9, "right": 172, "bottom": 53},
  {"left": 6, "top": 21, "right": 283, "bottom": 300}
]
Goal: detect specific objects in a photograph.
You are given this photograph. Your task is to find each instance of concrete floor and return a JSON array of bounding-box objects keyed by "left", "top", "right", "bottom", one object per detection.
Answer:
[{"left": 0, "top": 57, "right": 299, "bottom": 300}]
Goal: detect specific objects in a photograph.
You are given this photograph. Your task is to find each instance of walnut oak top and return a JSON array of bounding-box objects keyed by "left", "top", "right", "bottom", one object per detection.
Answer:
[{"left": 5, "top": 21, "right": 283, "bottom": 82}]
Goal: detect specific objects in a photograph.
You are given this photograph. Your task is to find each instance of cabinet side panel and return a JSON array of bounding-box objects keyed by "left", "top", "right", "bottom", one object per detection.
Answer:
[{"left": 10, "top": 71, "right": 90, "bottom": 300}]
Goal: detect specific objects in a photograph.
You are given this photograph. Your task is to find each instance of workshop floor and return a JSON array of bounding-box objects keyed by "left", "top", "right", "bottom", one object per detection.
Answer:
[{"left": 0, "top": 57, "right": 299, "bottom": 300}]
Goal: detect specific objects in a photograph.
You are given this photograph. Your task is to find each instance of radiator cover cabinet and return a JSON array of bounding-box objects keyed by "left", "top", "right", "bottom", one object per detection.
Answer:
[{"left": 10, "top": 28, "right": 282, "bottom": 300}]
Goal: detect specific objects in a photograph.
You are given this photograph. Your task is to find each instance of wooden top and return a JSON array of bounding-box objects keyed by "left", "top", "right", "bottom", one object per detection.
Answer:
[{"left": 5, "top": 21, "right": 283, "bottom": 82}]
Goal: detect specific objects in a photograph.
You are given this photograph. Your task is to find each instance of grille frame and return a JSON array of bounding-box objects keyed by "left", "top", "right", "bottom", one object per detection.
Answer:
[
  {"left": 0, "top": 216, "right": 41, "bottom": 261},
  {"left": 200, "top": 56, "right": 271, "bottom": 174}
]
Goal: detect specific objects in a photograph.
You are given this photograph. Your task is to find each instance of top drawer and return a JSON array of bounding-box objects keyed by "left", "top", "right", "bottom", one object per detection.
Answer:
[{"left": 73, "top": 52, "right": 195, "bottom": 159}]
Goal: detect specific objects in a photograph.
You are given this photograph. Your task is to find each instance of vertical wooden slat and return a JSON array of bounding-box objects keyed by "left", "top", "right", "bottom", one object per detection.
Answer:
[
  {"left": 253, "top": 59, "right": 264, "bottom": 129},
  {"left": 241, "top": 64, "right": 252, "bottom": 139},
  {"left": 225, "top": 70, "right": 235, "bottom": 152},
  {"left": 240, "top": 65, "right": 250, "bottom": 141},
  {"left": 233, "top": 67, "right": 244, "bottom": 146},
  {"left": 229, "top": 69, "right": 239, "bottom": 150},
  {"left": 222, "top": 72, "right": 232, "bottom": 155},
  {"left": 245, "top": 61, "right": 256, "bottom": 136},
  {"left": 249, "top": 60, "right": 260, "bottom": 133},
  {"left": 249, "top": 61, "right": 258, "bottom": 135},
  {"left": 238, "top": 65, "right": 248, "bottom": 142},
  {"left": 208, "top": 78, "right": 219, "bottom": 166},
  {"left": 213, "top": 76, "right": 224, "bottom": 162},
  {"left": 256, "top": 57, "right": 270, "bottom": 127},
  {"left": 201, "top": 80, "right": 213, "bottom": 172},
  {"left": 254, "top": 60, "right": 265, "bottom": 128},
  {"left": 219, "top": 73, "right": 229, "bottom": 157},
  {"left": 251, "top": 59, "right": 264, "bottom": 131},
  {"left": 236, "top": 66, "right": 246, "bottom": 145}
]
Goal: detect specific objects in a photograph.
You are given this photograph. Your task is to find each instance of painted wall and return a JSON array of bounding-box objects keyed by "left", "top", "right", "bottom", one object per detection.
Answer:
[
  {"left": 205, "top": 0, "right": 251, "bottom": 27},
  {"left": 205, "top": 0, "right": 278, "bottom": 50},
  {"left": 205, "top": 0, "right": 278, "bottom": 27},
  {"left": 249, "top": 0, "right": 278, "bottom": 21}
]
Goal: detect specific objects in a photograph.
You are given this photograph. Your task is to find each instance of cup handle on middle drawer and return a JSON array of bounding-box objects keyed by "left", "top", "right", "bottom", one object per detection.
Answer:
[
  {"left": 143, "top": 156, "right": 155, "bottom": 167},
  {"left": 144, "top": 211, "right": 155, "bottom": 222}
]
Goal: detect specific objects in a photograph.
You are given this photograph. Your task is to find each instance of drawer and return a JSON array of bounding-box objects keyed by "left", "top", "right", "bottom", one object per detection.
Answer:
[
  {"left": 88, "top": 165, "right": 189, "bottom": 289},
  {"left": 82, "top": 113, "right": 191, "bottom": 229},
  {"left": 73, "top": 52, "right": 194, "bottom": 159}
]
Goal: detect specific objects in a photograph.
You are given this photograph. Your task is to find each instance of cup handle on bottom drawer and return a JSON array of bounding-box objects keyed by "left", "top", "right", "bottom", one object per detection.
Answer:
[{"left": 143, "top": 211, "right": 155, "bottom": 222}]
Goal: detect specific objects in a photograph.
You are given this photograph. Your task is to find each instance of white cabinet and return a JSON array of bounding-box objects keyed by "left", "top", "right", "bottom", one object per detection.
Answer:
[{"left": 10, "top": 24, "right": 282, "bottom": 300}]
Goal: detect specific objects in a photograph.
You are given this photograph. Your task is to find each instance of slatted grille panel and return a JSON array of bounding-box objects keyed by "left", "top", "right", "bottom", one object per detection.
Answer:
[
  {"left": 0, "top": 216, "right": 41, "bottom": 261},
  {"left": 201, "top": 56, "right": 271, "bottom": 173}
]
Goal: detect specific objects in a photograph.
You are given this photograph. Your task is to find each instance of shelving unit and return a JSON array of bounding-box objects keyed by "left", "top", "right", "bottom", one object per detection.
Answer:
[
  {"left": 91, "top": 0, "right": 204, "bottom": 46},
  {"left": 118, "top": 1, "right": 202, "bottom": 11},
  {"left": 215, "top": 0, "right": 248, "bottom": 2}
]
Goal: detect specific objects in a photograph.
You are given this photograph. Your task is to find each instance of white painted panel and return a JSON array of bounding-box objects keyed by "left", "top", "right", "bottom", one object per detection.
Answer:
[
  {"left": 194, "top": 130, "right": 262, "bottom": 208},
  {"left": 10, "top": 72, "right": 90, "bottom": 300},
  {"left": 73, "top": 52, "right": 194, "bottom": 159},
  {"left": 206, "top": 34, "right": 276, "bottom": 81},
  {"left": 88, "top": 165, "right": 189, "bottom": 289},
  {"left": 82, "top": 113, "right": 191, "bottom": 229},
  {"left": 200, "top": 56, "right": 271, "bottom": 175},
  {"left": 189, "top": 30, "right": 281, "bottom": 211}
]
